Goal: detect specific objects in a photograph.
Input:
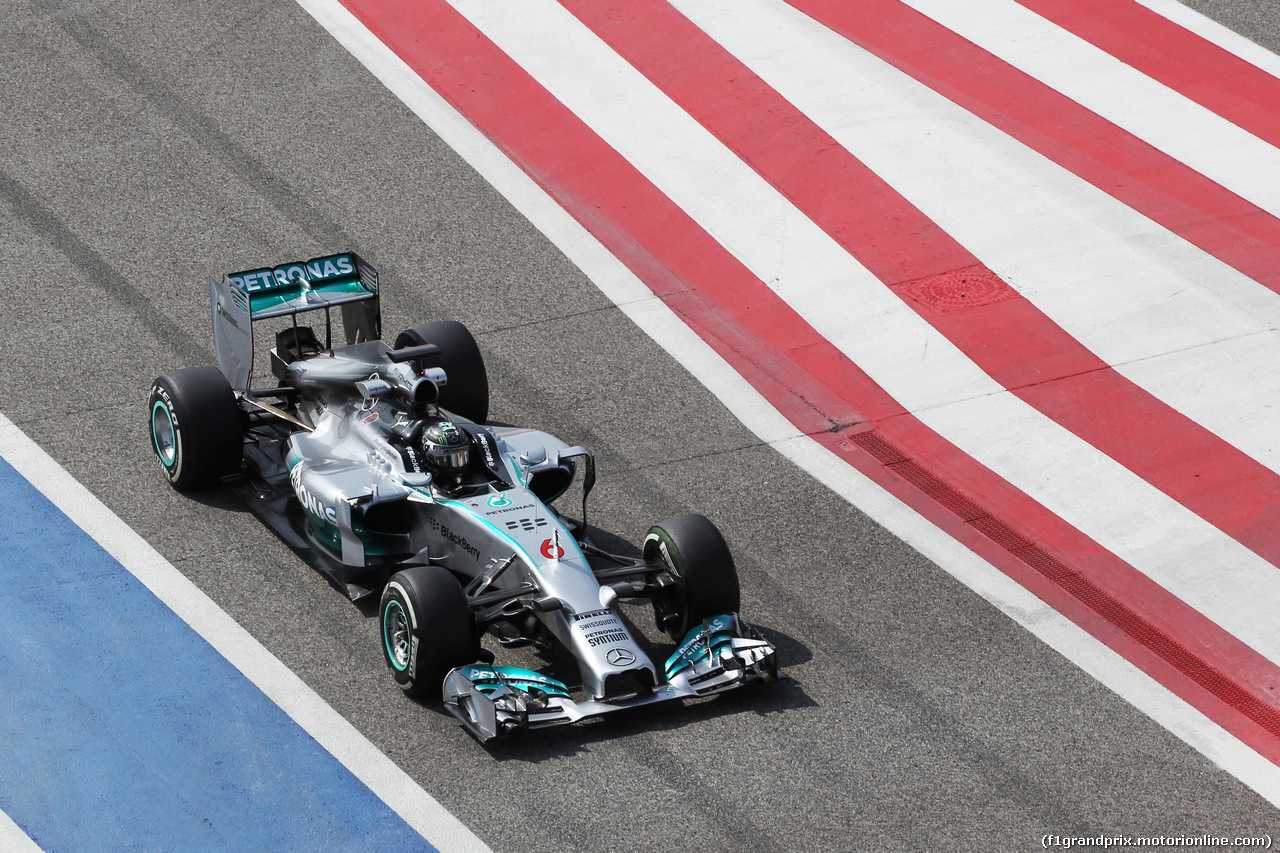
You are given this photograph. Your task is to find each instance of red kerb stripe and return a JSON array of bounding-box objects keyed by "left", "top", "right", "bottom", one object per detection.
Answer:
[{"left": 1017, "top": 0, "right": 1280, "bottom": 151}]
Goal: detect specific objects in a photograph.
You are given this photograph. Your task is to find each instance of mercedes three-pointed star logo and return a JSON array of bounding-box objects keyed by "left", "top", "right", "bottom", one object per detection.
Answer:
[{"left": 606, "top": 647, "right": 636, "bottom": 666}]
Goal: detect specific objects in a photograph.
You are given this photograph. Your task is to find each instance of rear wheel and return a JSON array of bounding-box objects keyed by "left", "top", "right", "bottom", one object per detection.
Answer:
[
  {"left": 380, "top": 566, "right": 480, "bottom": 698},
  {"left": 644, "top": 513, "right": 741, "bottom": 641},
  {"left": 394, "top": 320, "right": 488, "bottom": 424},
  {"left": 148, "top": 366, "right": 243, "bottom": 490}
]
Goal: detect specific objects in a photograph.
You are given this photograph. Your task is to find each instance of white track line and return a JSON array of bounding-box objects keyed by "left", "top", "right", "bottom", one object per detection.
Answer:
[
  {"left": 0, "top": 413, "right": 491, "bottom": 853},
  {"left": 448, "top": 0, "right": 1280, "bottom": 667},
  {"left": 302, "top": 0, "right": 1280, "bottom": 804}
]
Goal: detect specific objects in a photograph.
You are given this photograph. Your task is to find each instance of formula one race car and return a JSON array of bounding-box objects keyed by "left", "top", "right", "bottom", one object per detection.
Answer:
[{"left": 147, "top": 252, "right": 777, "bottom": 742}]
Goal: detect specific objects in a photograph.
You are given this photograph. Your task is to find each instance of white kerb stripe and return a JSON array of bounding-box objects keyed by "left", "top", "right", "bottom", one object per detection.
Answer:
[
  {"left": 449, "top": 0, "right": 1280, "bottom": 668},
  {"left": 0, "top": 413, "right": 491, "bottom": 853},
  {"left": 674, "top": 0, "right": 1280, "bottom": 485},
  {"left": 901, "top": 0, "right": 1280, "bottom": 220},
  {"left": 301, "top": 0, "right": 1280, "bottom": 806}
]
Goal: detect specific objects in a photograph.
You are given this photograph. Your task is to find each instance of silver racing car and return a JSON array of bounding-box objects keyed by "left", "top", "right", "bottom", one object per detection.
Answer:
[{"left": 147, "top": 252, "right": 777, "bottom": 742}]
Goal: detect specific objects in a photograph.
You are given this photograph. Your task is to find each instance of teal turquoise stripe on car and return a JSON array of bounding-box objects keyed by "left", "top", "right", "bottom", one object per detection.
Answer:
[
  {"left": 248, "top": 279, "right": 370, "bottom": 316},
  {"left": 440, "top": 497, "right": 534, "bottom": 561},
  {"left": 438, "top": 496, "right": 587, "bottom": 568},
  {"left": 506, "top": 455, "right": 526, "bottom": 486},
  {"left": 454, "top": 665, "right": 572, "bottom": 698}
]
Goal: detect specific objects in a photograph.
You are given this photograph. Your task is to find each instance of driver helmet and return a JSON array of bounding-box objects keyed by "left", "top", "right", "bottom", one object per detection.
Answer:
[{"left": 420, "top": 419, "right": 470, "bottom": 477}]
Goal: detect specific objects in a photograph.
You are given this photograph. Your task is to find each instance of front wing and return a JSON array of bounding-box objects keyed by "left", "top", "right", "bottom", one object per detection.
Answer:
[{"left": 442, "top": 614, "right": 777, "bottom": 743}]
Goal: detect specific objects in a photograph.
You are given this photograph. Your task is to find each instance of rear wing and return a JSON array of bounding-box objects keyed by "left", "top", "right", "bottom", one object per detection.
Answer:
[{"left": 210, "top": 252, "right": 380, "bottom": 392}]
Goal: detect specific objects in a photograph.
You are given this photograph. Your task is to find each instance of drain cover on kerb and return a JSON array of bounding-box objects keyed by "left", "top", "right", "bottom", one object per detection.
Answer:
[{"left": 897, "top": 265, "right": 1016, "bottom": 313}]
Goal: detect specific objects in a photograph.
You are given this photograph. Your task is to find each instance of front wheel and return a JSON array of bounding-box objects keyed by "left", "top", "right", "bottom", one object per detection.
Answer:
[
  {"left": 148, "top": 366, "right": 243, "bottom": 490},
  {"left": 644, "top": 513, "right": 741, "bottom": 641},
  {"left": 380, "top": 566, "right": 479, "bottom": 698}
]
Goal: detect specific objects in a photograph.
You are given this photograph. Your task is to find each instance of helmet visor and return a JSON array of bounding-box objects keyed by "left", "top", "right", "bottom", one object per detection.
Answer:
[{"left": 427, "top": 445, "right": 469, "bottom": 472}]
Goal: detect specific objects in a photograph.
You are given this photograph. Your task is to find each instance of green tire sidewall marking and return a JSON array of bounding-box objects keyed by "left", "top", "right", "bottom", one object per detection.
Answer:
[
  {"left": 383, "top": 598, "right": 410, "bottom": 672},
  {"left": 646, "top": 529, "right": 685, "bottom": 579},
  {"left": 151, "top": 399, "right": 177, "bottom": 467}
]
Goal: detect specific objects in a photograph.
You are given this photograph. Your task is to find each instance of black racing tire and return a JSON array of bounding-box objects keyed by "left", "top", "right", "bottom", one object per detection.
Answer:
[
  {"left": 394, "top": 320, "right": 489, "bottom": 424},
  {"left": 643, "top": 513, "right": 742, "bottom": 641},
  {"left": 380, "top": 565, "right": 479, "bottom": 699},
  {"left": 147, "top": 366, "right": 243, "bottom": 491}
]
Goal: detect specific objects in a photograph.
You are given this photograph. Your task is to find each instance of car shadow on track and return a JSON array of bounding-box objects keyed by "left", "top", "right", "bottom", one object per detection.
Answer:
[{"left": 184, "top": 483, "right": 258, "bottom": 514}]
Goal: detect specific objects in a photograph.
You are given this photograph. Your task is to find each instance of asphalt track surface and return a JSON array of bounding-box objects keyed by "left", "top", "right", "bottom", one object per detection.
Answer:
[{"left": 2, "top": 1, "right": 1279, "bottom": 851}]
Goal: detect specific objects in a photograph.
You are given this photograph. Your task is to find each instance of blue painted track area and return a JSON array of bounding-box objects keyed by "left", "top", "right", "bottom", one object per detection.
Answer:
[{"left": 0, "top": 457, "right": 437, "bottom": 852}]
